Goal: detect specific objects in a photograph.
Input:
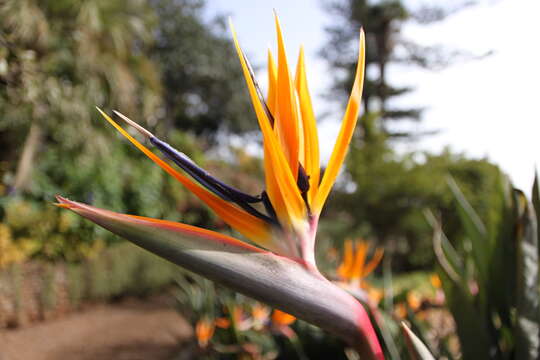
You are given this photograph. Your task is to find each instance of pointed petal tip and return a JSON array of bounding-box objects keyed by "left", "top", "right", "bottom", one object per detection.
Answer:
[
  {"left": 227, "top": 17, "right": 236, "bottom": 33},
  {"left": 54, "top": 195, "right": 74, "bottom": 209},
  {"left": 54, "top": 203, "right": 71, "bottom": 209},
  {"left": 273, "top": 10, "right": 282, "bottom": 31},
  {"left": 57, "top": 194, "right": 80, "bottom": 206},
  {"left": 55, "top": 194, "right": 68, "bottom": 203},
  {"left": 113, "top": 110, "right": 154, "bottom": 138}
]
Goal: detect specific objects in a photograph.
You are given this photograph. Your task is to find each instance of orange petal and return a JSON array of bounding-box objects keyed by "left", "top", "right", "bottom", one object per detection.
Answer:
[
  {"left": 265, "top": 50, "right": 292, "bottom": 227},
  {"left": 274, "top": 13, "right": 300, "bottom": 178},
  {"left": 351, "top": 241, "right": 368, "bottom": 280},
  {"left": 54, "top": 203, "right": 72, "bottom": 209},
  {"left": 362, "top": 248, "right": 384, "bottom": 278},
  {"left": 337, "top": 239, "right": 354, "bottom": 279},
  {"left": 215, "top": 317, "right": 231, "bottom": 329},
  {"left": 295, "top": 47, "right": 320, "bottom": 205},
  {"left": 96, "top": 108, "right": 272, "bottom": 246},
  {"left": 430, "top": 274, "right": 442, "bottom": 289},
  {"left": 196, "top": 318, "right": 215, "bottom": 347},
  {"left": 272, "top": 309, "right": 296, "bottom": 326},
  {"left": 313, "top": 30, "right": 365, "bottom": 214},
  {"left": 229, "top": 21, "right": 306, "bottom": 224},
  {"left": 265, "top": 50, "right": 290, "bottom": 227},
  {"left": 264, "top": 142, "right": 290, "bottom": 228},
  {"left": 267, "top": 49, "right": 278, "bottom": 117}
]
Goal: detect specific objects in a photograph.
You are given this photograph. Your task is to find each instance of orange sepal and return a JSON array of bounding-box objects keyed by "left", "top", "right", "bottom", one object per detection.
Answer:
[
  {"left": 229, "top": 22, "right": 306, "bottom": 224},
  {"left": 96, "top": 108, "right": 272, "bottom": 246},
  {"left": 295, "top": 47, "right": 320, "bottom": 205},
  {"left": 314, "top": 29, "right": 365, "bottom": 214},
  {"left": 274, "top": 13, "right": 300, "bottom": 178}
]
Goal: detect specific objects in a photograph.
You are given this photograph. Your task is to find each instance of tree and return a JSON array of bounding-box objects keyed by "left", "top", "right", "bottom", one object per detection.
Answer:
[
  {"left": 322, "top": 0, "right": 475, "bottom": 138},
  {"left": 0, "top": 0, "right": 261, "bottom": 259},
  {"left": 150, "top": 0, "right": 255, "bottom": 139},
  {"left": 318, "top": 0, "right": 499, "bottom": 271},
  {"left": 0, "top": 0, "right": 160, "bottom": 193}
]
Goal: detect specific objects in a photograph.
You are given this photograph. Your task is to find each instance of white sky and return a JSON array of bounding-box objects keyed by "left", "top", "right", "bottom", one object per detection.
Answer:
[{"left": 205, "top": 0, "right": 540, "bottom": 192}]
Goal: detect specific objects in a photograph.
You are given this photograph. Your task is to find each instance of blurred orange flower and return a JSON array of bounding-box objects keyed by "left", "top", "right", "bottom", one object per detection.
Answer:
[
  {"left": 251, "top": 303, "right": 271, "bottom": 329},
  {"left": 195, "top": 318, "right": 215, "bottom": 348},
  {"left": 272, "top": 309, "right": 296, "bottom": 326},
  {"left": 430, "top": 273, "right": 441, "bottom": 288},
  {"left": 406, "top": 291, "right": 422, "bottom": 311},
  {"left": 367, "top": 287, "right": 384, "bottom": 306},
  {"left": 394, "top": 303, "right": 407, "bottom": 319},
  {"left": 338, "top": 239, "right": 384, "bottom": 288},
  {"left": 231, "top": 305, "right": 252, "bottom": 331},
  {"left": 214, "top": 317, "right": 231, "bottom": 329}
]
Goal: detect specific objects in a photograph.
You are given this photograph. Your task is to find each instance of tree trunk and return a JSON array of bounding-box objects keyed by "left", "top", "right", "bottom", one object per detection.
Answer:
[{"left": 12, "top": 121, "right": 42, "bottom": 193}]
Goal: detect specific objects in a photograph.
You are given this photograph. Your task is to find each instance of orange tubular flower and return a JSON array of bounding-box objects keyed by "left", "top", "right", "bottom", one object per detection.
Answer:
[
  {"left": 214, "top": 317, "right": 231, "bottom": 329},
  {"left": 251, "top": 302, "right": 271, "bottom": 329},
  {"left": 430, "top": 273, "right": 442, "bottom": 289},
  {"left": 228, "top": 16, "right": 365, "bottom": 267},
  {"left": 196, "top": 318, "right": 215, "bottom": 348},
  {"left": 61, "top": 14, "right": 364, "bottom": 269},
  {"left": 56, "top": 15, "right": 384, "bottom": 359},
  {"left": 272, "top": 309, "right": 296, "bottom": 326},
  {"left": 338, "top": 239, "right": 384, "bottom": 288}
]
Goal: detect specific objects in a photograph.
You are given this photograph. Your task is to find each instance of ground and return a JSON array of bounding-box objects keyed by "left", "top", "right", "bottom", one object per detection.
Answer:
[{"left": 0, "top": 298, "right": 192, "bottom": 360}]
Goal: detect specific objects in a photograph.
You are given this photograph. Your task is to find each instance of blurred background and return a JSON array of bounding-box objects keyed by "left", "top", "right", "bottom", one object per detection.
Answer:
[{"left": 1, "top": 0, "right": 538, "bottom": 359}]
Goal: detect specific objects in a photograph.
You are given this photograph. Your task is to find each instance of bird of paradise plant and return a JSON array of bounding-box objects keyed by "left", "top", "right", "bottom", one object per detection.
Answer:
[
  {"left": 337, "top": 239, "right": 385, "bottom": 307},
  {"left": 55, "top": 15, "right": 384, "bottom": 359},
  {"left": 338, "top": 240, "right": 384, "bottom": 287}
]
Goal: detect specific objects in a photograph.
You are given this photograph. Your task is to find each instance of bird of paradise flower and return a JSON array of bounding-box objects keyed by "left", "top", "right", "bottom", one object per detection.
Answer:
[
  {"left": 56, "top": 15, "right": 384, "bottom": 359},
  {"left": 337, "top": 239, "right": 385, "bottom": 306}
]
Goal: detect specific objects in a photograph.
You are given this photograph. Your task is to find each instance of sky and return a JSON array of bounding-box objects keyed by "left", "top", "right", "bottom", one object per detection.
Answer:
[{"left": 204, "top": 0, "right": 540, "bottom": 192}]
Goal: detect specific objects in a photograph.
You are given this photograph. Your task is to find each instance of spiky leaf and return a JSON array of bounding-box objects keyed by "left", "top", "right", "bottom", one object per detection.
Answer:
[{"left": 401, "top": 322, "right": 435, "bottom": 360}]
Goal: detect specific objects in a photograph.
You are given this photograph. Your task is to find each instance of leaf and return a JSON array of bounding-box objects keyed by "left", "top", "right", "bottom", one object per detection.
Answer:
[
  {"left": 439, "top": 270, "right": 492, "bottom": 360},
  {"left": 532, "top": 172, "right": 540, "bottom": 250},
  {"left": 424, "top": 209, "right": 464, "bottom": 282},
  {"left": 56, "top": 196, "right": 384, "bottom": 359},
  {"left": 400, "top": 322, "right": 435, "bottom": 360},
  {"left": 446, "top": 176, "right": 489, "bottom": 286},
  {"left": 485, "top": 174, "right": 516, "bottom": 327},
  {"left": 513, "top": 190, "right": 540, "bottom": 360},
  {"left": 426, "top": 207, "right": 492, "bottom": 359}
]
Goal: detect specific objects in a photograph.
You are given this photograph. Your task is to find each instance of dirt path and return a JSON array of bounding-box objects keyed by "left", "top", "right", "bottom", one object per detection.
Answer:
[{"left": 0, "top": 299, "right": 192, "bottom": 360}]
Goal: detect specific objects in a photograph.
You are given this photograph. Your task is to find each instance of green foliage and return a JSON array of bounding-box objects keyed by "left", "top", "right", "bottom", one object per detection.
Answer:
[
  {"left": 0, "top": 197, "right": 103, "bottom": 262},
  {"left": 150, "top": 0, "right": 255, "bottom": 138},
  {"left": 66, "top": 264, "right": 84, "bottom": 309},
  {"left": 40, "top": 263, "right": 57, "bottom": 315},
  {"left": 0, "top": 242, "right": 180, "bottom": 328},
  {"left": 321, "top": 1, "right": 500, "bottom": 275},
  {"left": 84, "top": 242, "right": 178, "bottom": 300},
  {"left": 325, "top": 114, "right": 503, "bottom": 270},
  {"left": 174, "top": 271, "right": 351, "bottom": 360},
  {"left": 323, "top": 0, "right": 418, "bottom": 136},
  {"left": 0, "top": 0, "right": 257, "bottom": 264},
  {"left": 0, "top": 0, "right": 160, "bottom": 167},
  {"left": 322, "top": 0, "right": 473, "bottom": 137},
  {"left": 429, "top": 174, "right": 540, "bottom": 359},
  {"left": 10, "top": 263, "right": 25, "bottom": 325}
]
